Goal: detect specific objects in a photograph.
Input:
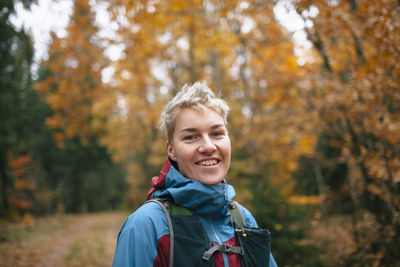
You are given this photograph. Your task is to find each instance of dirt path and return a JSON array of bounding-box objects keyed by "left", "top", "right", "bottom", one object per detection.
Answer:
[
  {"left": 38, "top": 215, "right": 98, "bottom": 267},
  {"left": 0, "top": 212, "right": 128, "bottom": 267}
]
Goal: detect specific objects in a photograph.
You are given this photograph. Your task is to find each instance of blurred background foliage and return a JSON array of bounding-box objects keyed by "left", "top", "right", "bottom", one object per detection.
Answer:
[{"left": 1, "top": 0, "right": 399, "bottom": 266}]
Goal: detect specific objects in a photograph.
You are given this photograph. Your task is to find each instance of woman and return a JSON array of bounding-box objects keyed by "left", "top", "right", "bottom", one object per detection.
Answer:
[{"left": 112, "top": 82, "right": 278, "bottom": 267}]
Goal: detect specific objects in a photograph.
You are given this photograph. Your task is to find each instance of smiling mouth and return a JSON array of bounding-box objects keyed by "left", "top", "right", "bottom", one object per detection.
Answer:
[{"left": 196, "top": 160, "right": 220, "bottom": 166}]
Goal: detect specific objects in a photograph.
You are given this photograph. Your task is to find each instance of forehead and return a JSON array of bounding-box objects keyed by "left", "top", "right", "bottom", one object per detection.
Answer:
[{"left": 174, "top": 107, "right": 225, "bottom": 131}]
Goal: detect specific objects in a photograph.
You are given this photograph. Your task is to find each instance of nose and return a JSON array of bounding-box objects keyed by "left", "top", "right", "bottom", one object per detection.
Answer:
[{"left": 198, "top": 136, "right": 216, "bottom": 154}]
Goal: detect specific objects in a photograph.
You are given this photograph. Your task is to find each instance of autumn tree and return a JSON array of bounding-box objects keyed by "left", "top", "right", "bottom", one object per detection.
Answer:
[
  {"left": 34, "top": 0, "right": 127, "bottom": 213},
  {"left": 35, "top": 0, "right": 108, "bottom": 145},
  {"left": 0, "top": 0, "right": 37, "bottom": 218},
  {"left": 291, "top": 0, "right": 400, "bottom": 264}
]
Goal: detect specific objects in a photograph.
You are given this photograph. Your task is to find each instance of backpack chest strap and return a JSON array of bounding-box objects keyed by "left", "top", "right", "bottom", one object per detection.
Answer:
[{"left": 202, "top": 243, "right": 244, "bottom": 261}]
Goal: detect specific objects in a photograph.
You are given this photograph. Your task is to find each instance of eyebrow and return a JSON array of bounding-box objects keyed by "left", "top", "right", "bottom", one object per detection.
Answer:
[{"left": 179, "top": 124, "right": 225, "bottom": 133}]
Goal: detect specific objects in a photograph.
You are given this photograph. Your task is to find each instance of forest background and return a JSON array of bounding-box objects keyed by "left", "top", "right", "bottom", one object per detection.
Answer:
[{"left": 1, "top": 0, "right": 399, "bottom": 266}]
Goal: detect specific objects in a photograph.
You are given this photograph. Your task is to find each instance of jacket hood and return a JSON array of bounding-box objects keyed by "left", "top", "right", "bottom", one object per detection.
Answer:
[{"left": 147, "top": 157, "right": 236, "bottom": 216}]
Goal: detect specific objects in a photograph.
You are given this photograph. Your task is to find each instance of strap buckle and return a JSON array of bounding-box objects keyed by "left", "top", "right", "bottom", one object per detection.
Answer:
[{"left": 202, "top": 243, "right": 244, "bottom": 261}]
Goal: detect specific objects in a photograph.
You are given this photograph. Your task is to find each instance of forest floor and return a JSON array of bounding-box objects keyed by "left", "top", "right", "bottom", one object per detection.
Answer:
[{"left": 0, "top": 211, "right": 128, "bottom": 267}]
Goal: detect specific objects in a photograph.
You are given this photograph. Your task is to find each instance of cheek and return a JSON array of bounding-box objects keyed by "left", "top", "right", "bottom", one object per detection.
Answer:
[
  {"left": 174, "top": 145, "right": 193, "bottom": 161},
  {"left": 223, "top": 139, "right": 231, "bottom": 156}
]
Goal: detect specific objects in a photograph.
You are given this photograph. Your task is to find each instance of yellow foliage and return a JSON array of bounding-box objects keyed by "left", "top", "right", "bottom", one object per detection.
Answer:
[
  {"left": 298, "top": 135, "right": 317, "bottom": 155},
  {"left": 289, "top": 195, "right": 323, "bottom": 206},
  {"left": 286, "top": 56, "right": 299, "bottom": 70},
  {"left": 23, "top": 213, "right": 36, "bottom": 229}
]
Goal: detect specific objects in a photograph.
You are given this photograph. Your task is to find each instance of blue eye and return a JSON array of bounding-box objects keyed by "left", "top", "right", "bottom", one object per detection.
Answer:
[
  {"left": 183, "top": 135, "right": 195, "bottom": 140},
  {"left": 212, "top": 131, "right": 224, "bottom": 137}
]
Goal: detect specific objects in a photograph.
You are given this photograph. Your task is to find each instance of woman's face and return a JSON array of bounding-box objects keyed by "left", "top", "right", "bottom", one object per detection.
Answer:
[{"left": 167, "top": 107, "right": 231, "bottom": 185}]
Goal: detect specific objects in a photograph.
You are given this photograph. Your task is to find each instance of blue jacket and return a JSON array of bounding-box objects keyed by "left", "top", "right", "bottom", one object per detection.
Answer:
[{"left": 112, "top": 158, "right": 278, "bottom": 267}]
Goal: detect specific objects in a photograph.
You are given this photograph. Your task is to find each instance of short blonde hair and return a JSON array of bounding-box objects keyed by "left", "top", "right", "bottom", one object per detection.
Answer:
[{"left": 160, "top": 81, "right": 230, "bottom": 142}]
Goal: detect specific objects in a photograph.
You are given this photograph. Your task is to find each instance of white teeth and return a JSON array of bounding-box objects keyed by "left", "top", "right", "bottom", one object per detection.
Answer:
[{"left": 198, "top": 160, "right": 218, "bottom": 166}]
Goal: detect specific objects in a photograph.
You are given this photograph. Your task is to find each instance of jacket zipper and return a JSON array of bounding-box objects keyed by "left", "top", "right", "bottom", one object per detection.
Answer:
[{"left": 209, "top": 215, "right": 230, "bottom": 267}]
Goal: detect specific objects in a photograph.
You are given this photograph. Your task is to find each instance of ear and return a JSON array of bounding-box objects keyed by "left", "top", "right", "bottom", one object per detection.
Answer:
[{"left": 166, "top": 141, "right": 177, "bottom": 161}]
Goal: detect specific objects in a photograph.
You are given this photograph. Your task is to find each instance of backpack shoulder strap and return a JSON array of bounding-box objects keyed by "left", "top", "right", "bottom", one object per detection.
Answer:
[
  {"left": 167, "top": 200, "right": 192, "bottom": 215},
  {"left": 145, "top": 198, "right": 193, "bottom": 267},
  {"left": 228, "top": 201, "right": 246, "bottom": 228},
  {"left": 146, "top": 198, "right": 174, "bottom": 267}
]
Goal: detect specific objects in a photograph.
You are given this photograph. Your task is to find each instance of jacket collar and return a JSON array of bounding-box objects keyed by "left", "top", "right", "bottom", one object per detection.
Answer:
[{"left": 147, "top": 157, "right": 236, "bottom": 216}]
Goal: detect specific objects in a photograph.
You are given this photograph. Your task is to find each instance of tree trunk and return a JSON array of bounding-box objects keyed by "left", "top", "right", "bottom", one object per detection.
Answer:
[{"left": 314, "top": 161, "right": 328, "bottom": 216}]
